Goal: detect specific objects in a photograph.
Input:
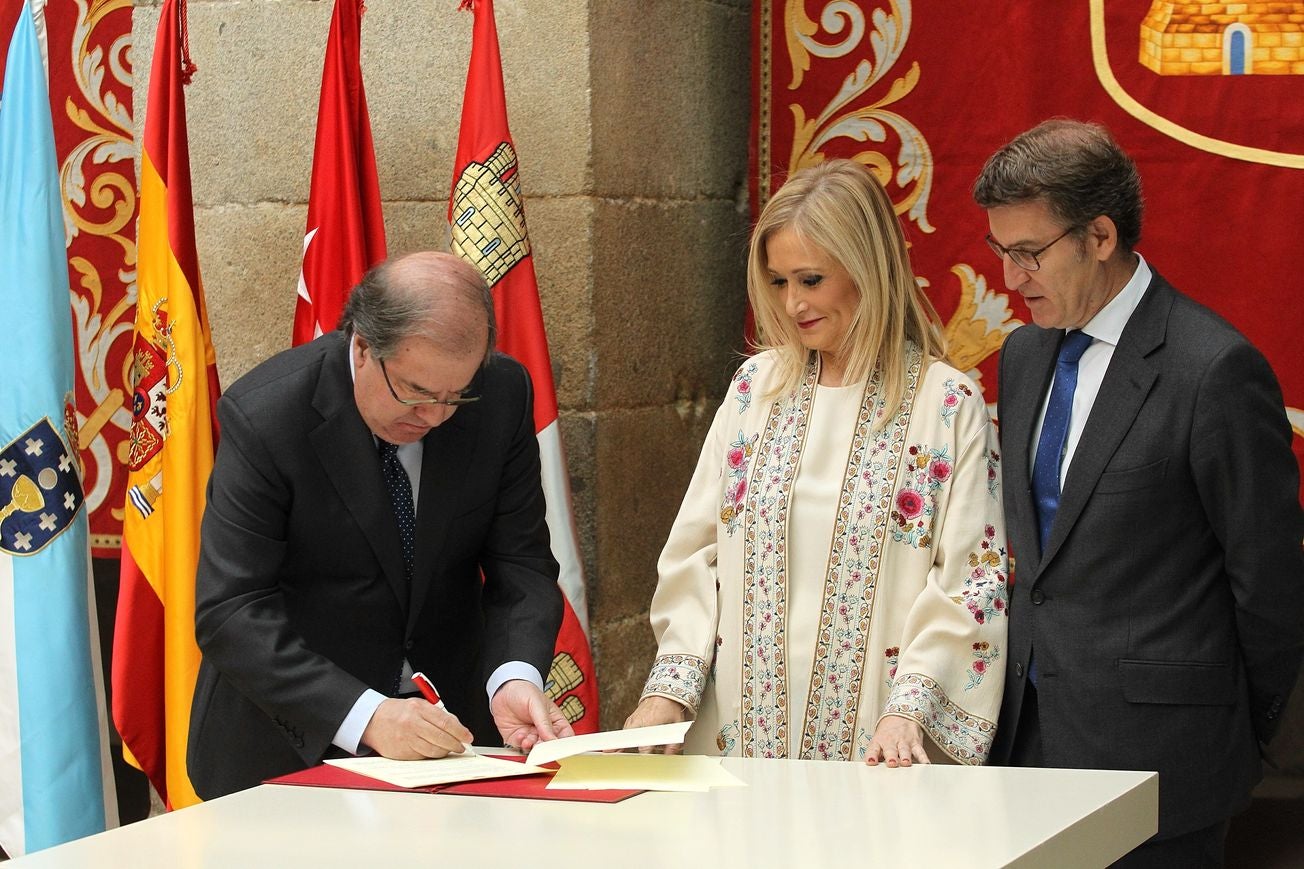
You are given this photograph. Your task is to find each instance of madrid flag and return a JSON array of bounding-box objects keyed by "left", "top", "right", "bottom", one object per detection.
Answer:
[
  {"left": 293, "top": 0, "right": 386, "bottom": 345},
  {"left": 0, "top": 0, "right": 116, "bottom": 853},
  {"left": 112, "top": 0, "right": 219, "bottom": 809},
  {"left": 450, "top": 0, "right": 598, "bottom": 731}
]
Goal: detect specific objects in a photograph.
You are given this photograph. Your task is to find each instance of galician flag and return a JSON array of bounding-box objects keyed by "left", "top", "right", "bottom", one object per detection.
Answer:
[
  {"left": 293, "top": 0, "right": 386, "bottom": 345},
  {"left": 112, "top": 0, "right": 219, "bottom": 810},
  {"left": 450, "top": 0, "right": 598, "bottom": 731},
  {"left": 0, "top": 0, "right": 117, "bottom": 854}
]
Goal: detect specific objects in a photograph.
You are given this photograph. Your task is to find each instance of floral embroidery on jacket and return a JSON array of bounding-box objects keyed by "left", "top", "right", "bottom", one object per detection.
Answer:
[
  {"left": 719, "top": 430, "right": 757, "bottom": 536},
  {"left": 954, "top": 524, "right": 1009, "bottom": 625},
  {"left": 800, "top": 350, "right": 919, "bottom": 762},
  {"left": 939, "top": 378, "right": 972, "bottom": 427},
  {"left": 986, "top": 448, "right": 1001, "bottom": 500},
  {"left": 733, "top": 361, "right": 758, "bottom": 414},
  {"left": 884, "top": 646, "right": 900, "bottom": 690},
  {"left": 716, "top": 721, "right": 740, "bottom": 756},
  {"left": 644, "top": 654, "right": 710, "bottom": 711},
  {"left": 890, "top": 444, "right": 952, "bottom": 548},
  {"left": 883, "top": 673, "right": 995, "bottom": 764},
  {"left": 741, "top": 364, "right": 815, "bottom": 758},
  {"left": 966, "top": 641, "right": 1000, "bottom": 691}
]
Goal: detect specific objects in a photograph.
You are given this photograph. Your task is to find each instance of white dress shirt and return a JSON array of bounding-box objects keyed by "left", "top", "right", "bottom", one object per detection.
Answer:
[
  {"left": 1030, "top": 254, "right": 1152, "bottom": 487},
  {"left": 333, "top": 336, "right": 543, "bottom": 753}
]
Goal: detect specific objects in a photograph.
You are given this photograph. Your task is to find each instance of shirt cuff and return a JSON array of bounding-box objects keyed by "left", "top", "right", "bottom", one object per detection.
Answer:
[
  {"left": 486, "top": 661, "right": 544, "bottom": 702},
  {"left": 333, "top": 688, "right": 386, "bottom": 755}
]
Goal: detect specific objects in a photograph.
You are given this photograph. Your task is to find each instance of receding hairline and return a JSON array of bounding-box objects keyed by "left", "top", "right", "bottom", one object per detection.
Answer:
[{"left": 383, "top": 252, "right": 491, "bottom": 358}]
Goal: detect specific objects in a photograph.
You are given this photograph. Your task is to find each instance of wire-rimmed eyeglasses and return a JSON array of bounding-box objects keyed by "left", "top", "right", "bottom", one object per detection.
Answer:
[{"left": 379, "top": 358, "right": 480, "bottom": 407}]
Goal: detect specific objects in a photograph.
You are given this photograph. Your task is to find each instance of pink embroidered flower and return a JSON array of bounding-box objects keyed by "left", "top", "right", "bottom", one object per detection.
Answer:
[
  {"left": 985, "top": 524, "right": 996, "bottom": 538},
  {"left": 727, "top": 446, "right": 746, "bottom": 470},
  {"left": 943, "top": 393, "right": 960, "bottom": 407},
  {"left": 994, "top": 597, "right": 1006, "bottom": 611},
  {"left": 972, "top": 660, "right": 986, "bottom": 674},
  {"left": 737, "top": 379, "right": 751, "bottom": 394},
  {"left": 896, "top": 489, "right": 925, "bottom": 519},
  {"left": 928, "top": 459, "right": 952, "bottom": 482}
]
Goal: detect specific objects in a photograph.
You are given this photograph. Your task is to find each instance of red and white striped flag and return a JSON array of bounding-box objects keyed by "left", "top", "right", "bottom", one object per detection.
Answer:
[
  {"left": 293, "top": 0, "right": 385, "bottom": 345},
  {"left": 450, "top": 0, "right": 598, "bottom": 732}
]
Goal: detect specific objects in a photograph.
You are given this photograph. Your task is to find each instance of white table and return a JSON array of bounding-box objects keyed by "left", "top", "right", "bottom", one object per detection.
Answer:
[{"left": 13, "top": 759, "right": 1156, "bottom": 868}]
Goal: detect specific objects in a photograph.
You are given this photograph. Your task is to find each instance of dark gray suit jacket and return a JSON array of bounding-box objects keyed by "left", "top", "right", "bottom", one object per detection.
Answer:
[
  {"left": 991, "top": 271, "right": 1304, "bottom": 836},
  {"left": 187, "top": 331, "right": 562, "bottom": 798}
]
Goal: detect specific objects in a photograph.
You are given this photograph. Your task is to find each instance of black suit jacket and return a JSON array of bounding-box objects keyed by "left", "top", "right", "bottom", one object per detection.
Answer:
[
  {"left": 187, "top": 331, "right": 562, "bottom": 798},
  {"left": 991, "top": 271, "right": 1304, "bottom": 836}
]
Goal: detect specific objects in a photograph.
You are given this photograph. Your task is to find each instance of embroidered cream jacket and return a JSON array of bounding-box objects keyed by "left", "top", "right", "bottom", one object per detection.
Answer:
[{"left": 642, "top": 348, "right": 1008, "bottom": 763}]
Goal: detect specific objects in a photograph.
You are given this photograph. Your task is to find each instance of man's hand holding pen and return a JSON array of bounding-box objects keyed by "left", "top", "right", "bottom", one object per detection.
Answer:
[{"left": 360, "top": 673, "right": 473, "bottom": 759}]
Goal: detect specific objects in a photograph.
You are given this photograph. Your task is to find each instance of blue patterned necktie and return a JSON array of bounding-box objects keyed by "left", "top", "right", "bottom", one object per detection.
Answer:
[
  {"left": 1031, "top": 329, "right": 1094, "bottom": 553},
  {"left": 377, "top": 439, "right": 415, "bottom": 586}
]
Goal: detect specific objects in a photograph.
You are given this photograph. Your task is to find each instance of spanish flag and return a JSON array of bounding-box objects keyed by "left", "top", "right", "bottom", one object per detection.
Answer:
[
  {"left": 111, "top": 0, "right": 219, "bottom": 810},
  {"left": 451, "top": 0, "right": 599, "bottom": 732}
]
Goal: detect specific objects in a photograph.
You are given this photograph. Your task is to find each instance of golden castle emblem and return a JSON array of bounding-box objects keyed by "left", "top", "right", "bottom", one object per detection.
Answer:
[
  {"left": 1140, "top": 2, "right": 1304, "bottom": 75},
  {"left": 451, "top": 142, "right": 531, "bottom": 287}
]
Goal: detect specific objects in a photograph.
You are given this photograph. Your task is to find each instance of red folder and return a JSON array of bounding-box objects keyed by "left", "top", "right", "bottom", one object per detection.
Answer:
[{"left": 264, "top": 755, "right": 641, "bottom": 804}]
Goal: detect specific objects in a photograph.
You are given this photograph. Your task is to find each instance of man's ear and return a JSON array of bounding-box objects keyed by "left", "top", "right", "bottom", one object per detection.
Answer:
[
  {"left": 1087, "top": 215, "right": 1119, "bottom": 262},
  {"left": 352, "top": 333, "right": 371, "bottom": 366}
]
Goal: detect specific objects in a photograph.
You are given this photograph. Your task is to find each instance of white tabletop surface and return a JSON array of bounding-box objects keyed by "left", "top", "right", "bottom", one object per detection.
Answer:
[{"left": 13, "top": 757, "right": 1156, "bottom": 868}]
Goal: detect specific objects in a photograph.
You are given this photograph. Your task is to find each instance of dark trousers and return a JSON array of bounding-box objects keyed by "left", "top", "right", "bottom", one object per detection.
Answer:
[{"left": 1009, "top": 681, "right": 1228, "bottom": 868}]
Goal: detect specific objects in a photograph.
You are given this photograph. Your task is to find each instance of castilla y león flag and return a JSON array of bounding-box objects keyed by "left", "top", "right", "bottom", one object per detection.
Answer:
[
  {"left": 112, "top": 0, "right": 220, "bottom": 809},
  {"left": 294, "top": 0, "right": 386, "bottom": 345},
  {"left": 450, "top": 0, "right": 598, "bottom": 732}
]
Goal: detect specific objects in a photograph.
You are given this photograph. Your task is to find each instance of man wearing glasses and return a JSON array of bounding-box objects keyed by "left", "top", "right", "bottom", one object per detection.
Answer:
[
  {"left": 188, "top": 251, "right": 572, "bottom": 798},
  {"left": 974, "top": 120, "right": 1302, "bottom": 867}
]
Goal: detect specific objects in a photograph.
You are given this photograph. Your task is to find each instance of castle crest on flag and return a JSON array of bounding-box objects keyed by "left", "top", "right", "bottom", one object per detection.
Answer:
[
  {"left": 1093, "top": 0, "right": 1304, "bottom": 166},
  {"left": 1140, "top": 1, "right": 1304, "bottom": 76},
  {"left": 0, "top": 417, "right": 85, "bottom": 556},
  {"left": 451, "top": 142, "right": 531, "bottom": 286}
]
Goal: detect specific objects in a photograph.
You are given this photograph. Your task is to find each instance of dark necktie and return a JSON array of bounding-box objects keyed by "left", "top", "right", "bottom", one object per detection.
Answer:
[
  {"left": 1031, "top": 329, "right": 1094, "bottom": 553},
  {"left": 377, "top": 439, "right": 415, "bottom": 585}
]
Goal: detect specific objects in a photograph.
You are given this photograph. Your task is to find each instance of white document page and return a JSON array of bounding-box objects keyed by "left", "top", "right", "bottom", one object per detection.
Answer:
[
  {"left": 524, "top": 720, "right": 693, "bottom": 766},
  {"left": 324, "top": 753, "right": 547, "bottom": 788}
]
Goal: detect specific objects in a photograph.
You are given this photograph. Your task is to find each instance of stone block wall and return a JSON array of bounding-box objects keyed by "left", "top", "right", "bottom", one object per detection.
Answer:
[{"left": 133, "top": 0, "right": 751, "bottom": 729}]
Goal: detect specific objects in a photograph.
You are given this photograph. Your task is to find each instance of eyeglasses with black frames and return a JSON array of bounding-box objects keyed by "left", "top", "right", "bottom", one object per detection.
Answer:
[
  {"left": 984, "top": 225, "right": 1079, "bottom": 272},
  {"left": 378, "top": 358, "right": 480, "bottom": 407}
]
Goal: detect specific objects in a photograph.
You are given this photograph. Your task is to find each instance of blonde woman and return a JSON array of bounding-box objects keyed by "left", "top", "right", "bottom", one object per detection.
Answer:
[{"left": 625, "top": 160, "right": 1008, "bottom": 765}]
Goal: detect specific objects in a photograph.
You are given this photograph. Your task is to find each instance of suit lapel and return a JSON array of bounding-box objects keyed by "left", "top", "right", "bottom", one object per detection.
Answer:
[
  {"left": 406, "top": 410, "right": 476, "bottom": 635},
  {"left": 309, "top": 333, "right": 410, "bottom": 609},
  {"left": 1001, "top": 327, "right": 1061, "bottom": 574},
  {"left": 1039, "top": 276, "right": 1172, "bottom": 569}
]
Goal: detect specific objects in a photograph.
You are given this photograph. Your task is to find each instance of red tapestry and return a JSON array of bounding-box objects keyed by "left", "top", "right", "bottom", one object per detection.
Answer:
[
  {"left": 753, "top": 1, "right": 1304, "bottom": 495},
  {"left": 1, "top": 2, "right": 137, "bottom": 555}
]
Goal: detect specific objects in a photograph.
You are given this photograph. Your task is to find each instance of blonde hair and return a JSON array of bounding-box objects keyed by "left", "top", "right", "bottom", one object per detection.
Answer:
[{"left": 747, "top": 160, "right": 945, "bottom": 418}]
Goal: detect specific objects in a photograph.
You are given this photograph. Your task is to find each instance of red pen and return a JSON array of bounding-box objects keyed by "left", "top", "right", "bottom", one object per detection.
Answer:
[
  {"left": 411, "top": 671, "right": 472, "bottom": 754},
  {"left": 411, "top": 671, "right": 444, "bottom": 708}
]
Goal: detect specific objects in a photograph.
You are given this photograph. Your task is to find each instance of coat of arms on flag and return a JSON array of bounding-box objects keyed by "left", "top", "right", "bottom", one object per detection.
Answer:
[
  {"left": 451, "top": 141, "right": 530, "bottom": 284},
  {"left": 0, "top": 417, "right": 84, "bottom": 557}
]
